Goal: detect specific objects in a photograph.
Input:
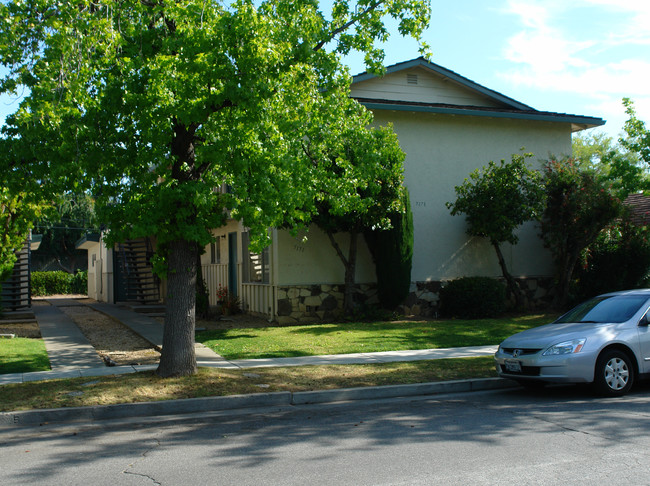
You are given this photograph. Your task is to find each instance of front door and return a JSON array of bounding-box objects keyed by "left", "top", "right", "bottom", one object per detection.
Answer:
[
  {"left": 114, "top": 249, "right": 127, "bottom": 302},
  {"left": 228, "top": 232, "right": 238, "bottom": 297}
]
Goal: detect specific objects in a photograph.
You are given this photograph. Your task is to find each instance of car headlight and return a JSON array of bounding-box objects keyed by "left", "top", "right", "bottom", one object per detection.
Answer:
[{"left": 543, "top": 338, "right": 586, "bottom": 356}]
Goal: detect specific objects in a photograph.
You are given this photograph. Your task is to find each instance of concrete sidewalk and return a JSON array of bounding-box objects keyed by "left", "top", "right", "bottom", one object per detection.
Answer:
[
  {"left": 0, "top": 344, "right": 498, "bottom": 385},
  {"left": 32, "top": 304, "right": 105, "bottom": 371}
]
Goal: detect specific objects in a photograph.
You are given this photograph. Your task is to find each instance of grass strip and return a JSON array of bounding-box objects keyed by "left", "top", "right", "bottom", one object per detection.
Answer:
[
  {"left": 196, "top": 314, "right": 555, "bottom": 359},
  {"left": 0, "top": 357, "right": 497, "bottom": 412},
  {"left": 0, "top": 337, "right": 50, "bottom": 374}
]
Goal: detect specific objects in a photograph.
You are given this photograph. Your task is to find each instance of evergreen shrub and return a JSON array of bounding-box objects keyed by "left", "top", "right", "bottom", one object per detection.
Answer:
[{"left": 364, "top": 188, "right": 414, "bottom": 310}]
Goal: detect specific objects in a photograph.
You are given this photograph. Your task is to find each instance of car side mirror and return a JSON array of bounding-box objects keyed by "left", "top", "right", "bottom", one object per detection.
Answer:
[{"left": 639, "top": 314, "right": 650, "bottom": 327}]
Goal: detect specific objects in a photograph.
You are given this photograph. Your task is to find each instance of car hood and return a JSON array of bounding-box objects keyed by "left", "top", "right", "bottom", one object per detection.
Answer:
[{"left": 499, "top": 321, "right": 623, "bottom": 349}]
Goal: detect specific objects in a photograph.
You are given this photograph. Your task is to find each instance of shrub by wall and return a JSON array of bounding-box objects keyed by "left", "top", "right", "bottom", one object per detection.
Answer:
[
  {"left": 575, "top": 219, "right": 650, "bottom": 300},
  {"left": 439, "top": 276, "right": 506, "bottom": 319},
  {"left": 32, "top": 271, "right": 87, "bottom": 296}
]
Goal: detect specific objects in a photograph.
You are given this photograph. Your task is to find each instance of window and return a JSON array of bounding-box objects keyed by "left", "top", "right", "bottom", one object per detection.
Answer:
[
  {"left": 242, "top": 232, "right": 269, "bottom": 283},
  {"left": 210, "top": 240, "right": 221, "bottom": 264}
]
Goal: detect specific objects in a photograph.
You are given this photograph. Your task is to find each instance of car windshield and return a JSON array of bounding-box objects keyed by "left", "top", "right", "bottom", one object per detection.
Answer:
[{"left": 555, "top": 294, "right": 650, "bottom": 324}]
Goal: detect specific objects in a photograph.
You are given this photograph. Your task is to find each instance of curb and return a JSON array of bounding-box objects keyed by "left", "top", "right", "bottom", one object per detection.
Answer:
[{"left": 0, "top": 378, "right": 518, "bottom": 427}]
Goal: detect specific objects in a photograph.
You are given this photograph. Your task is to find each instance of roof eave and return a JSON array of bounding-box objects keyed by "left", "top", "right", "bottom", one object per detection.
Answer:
[
  {"left": 357, "top": 99, "right": 605, "bottom": 131},
  {"left": 75, "top": 233, "right": 101, "bottom": 251}
]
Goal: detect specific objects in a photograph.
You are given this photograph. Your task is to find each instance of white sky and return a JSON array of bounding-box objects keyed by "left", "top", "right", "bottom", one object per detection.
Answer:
[{"left": 1, "top": 0, "right": 649, "bottom": 141}]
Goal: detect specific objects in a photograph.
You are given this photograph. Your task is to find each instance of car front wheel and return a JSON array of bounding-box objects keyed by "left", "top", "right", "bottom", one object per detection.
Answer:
[{"left": 594, "top": 350, "right": 634, "bottom": 397}]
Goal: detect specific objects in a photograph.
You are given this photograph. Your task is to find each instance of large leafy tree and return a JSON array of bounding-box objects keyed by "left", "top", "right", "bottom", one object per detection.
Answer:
[
  {"left": 0, "top": 0, "right": 431, "bottom": 377},
  {"left": 540, "top": 158, "right": 622, "bottom": 309},
  {"left": 446, "top": 153, "right": 545, "bottom": 309},
  {"left": 0, "top": 136, "right": 49, "bottom": 290},
  {"left": 573, "top": 131, "right": 649, "bottom": 199},
  {"left": 621, "top": 98, "right": 650, "bottom": 165},
  {"left": 0, "top": 187, "right": 45, "bottom": 284},
  {"left": 310, "top": 125, "right": 406, "bottom": 314}
]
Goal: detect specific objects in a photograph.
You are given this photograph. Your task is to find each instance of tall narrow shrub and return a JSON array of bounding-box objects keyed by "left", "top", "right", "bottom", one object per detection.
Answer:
[{"left": 365, "top": 188, "right": 414, "bottom": 309}]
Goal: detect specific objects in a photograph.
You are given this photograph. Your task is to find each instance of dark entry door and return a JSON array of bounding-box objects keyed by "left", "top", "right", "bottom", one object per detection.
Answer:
[{"left": 228, "top": 232, "right": 238, "bottom": 297}]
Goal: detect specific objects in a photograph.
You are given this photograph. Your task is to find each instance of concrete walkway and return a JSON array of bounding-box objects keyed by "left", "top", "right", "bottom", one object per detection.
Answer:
[
  {"left": 89, "top": 302, "right": 234, "bottom": 367},
  {"left": 32, "top": 304, "right": 105, "bottom": 371},
  {"left": 1, "top": 300, "right": 498, "bottom": 385}
]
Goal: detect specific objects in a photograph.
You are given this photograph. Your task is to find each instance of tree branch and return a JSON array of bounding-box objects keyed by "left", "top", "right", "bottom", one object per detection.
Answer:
[
  {"left": 326, "top": 230, "right": 348, "bottom": 267},
  {"left": 313, "top": 0, "right": 385, "bottom": 52}
]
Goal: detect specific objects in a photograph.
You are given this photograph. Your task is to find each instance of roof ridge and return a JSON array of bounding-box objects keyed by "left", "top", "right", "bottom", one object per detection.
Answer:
[{"left": 352, "top": 57, "right": 534, "bottom": 111}]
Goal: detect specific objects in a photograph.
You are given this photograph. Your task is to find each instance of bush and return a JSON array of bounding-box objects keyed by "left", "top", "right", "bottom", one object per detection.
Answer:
[
  {"left": 575, "top": 218, "right": 650, "bottom": 300},
  {"left": 32, "top": 271, "right": 88, "bottom": 296},
  {"left": 439, "top": 277, "right": 506, "bottom": 319}
]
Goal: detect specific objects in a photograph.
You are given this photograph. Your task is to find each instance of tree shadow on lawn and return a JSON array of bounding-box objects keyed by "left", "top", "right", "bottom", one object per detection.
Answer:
[{"left": 0, "top": 356, "right": 51, "bottom": 374}]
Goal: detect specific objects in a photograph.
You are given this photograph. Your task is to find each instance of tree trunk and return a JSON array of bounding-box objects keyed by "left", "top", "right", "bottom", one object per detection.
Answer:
[
  {"left": 157, "top": 238, "right": 198, "bottom": 377},
  {"left": 491, "top": 240, "right": 525, "bottom": 310},
  {"left": 553, "top": 251, "right": 579, "bottom": 310},
  {"left": 343, "top": 230, "right": 358, "bottom": 315},
  {"left": 326, "top": 230, "right": 358, "bottom": 315}
]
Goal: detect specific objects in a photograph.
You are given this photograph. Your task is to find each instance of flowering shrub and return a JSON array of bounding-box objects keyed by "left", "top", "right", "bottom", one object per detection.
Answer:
[
  {"left": 216, "top": 284, "right": 228, "bottom": 302},
  {"left": 216, "top": 285, "right": 240, "bottom": 314}
]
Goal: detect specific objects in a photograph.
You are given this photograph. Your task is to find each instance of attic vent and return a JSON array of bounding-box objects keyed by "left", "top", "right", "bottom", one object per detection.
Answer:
[{"left": 407, "top": 73, "right": 418, "bottom": 85}]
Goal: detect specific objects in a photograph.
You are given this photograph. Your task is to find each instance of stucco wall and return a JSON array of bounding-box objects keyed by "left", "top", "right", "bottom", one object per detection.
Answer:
[
  {"left": 199, "top": 221, "right": 242, "bottom": 266},
  {"left": 372, "top": 110, "right": 572, "bottom": 282},
  {"left": 275, "top": 225, "right": 376, "bottom": 286},
  {"left": 274, "top": 111, "right": 572, "bottom": 290},
  {"left": 84, "top": 238, "right": 114, "bottom": 303}
]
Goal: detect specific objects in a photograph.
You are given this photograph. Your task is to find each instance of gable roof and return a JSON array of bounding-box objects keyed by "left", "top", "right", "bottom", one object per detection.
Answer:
[{"left": 351, "top": 57, "right": 605, "bottom": 132}]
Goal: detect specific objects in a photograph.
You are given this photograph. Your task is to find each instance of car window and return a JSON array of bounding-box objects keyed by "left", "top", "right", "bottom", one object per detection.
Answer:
[{"left": 555, "top": 295, "right": 650, "bottom": 324}]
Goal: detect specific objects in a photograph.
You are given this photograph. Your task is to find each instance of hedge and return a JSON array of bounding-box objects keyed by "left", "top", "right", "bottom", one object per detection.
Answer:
[
  {"left": 439, "top": 276, "right": 506, "bottom": 319},
  {"left": 31, "top": 271, "right": 88, "bottom": 296}
]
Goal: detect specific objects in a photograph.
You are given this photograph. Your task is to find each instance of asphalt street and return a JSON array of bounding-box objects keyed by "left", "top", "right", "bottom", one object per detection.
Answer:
[{"left": 2, "top": 384, "right": 650, "bottom": 485}]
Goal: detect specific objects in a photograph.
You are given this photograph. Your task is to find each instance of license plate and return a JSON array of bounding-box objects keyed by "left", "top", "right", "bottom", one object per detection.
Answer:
[{"left": 504, "top": 360, "right": 522, "bottom": 373}]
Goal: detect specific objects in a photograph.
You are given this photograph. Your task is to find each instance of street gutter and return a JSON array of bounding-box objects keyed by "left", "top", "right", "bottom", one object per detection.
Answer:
[{"left": 0, "top": 377, "right": 518, "bottom": 427}]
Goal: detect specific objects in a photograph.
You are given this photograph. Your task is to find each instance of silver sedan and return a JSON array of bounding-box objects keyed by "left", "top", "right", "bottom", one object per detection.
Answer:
[{"left": 495, "top": 289, "right": 650, "bottom": 396}]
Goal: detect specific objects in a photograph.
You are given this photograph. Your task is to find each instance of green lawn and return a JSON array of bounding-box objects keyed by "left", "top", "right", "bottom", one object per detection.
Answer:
[
  {"left": 0, "top": 337, "right": 50, "bottom": 374},
  {"left": 196, "top": 313, "right": 556, "bottom": 359}
]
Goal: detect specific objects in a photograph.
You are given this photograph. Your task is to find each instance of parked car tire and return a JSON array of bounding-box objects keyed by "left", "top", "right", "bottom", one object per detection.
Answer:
[{"left": 593, "top": 349, "right": 634, "bottom": 397}]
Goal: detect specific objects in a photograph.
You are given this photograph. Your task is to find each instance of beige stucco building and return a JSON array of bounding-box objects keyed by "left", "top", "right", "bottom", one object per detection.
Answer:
[{"left": 79, "top": 58, "right": 604, "bottom": 322}]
